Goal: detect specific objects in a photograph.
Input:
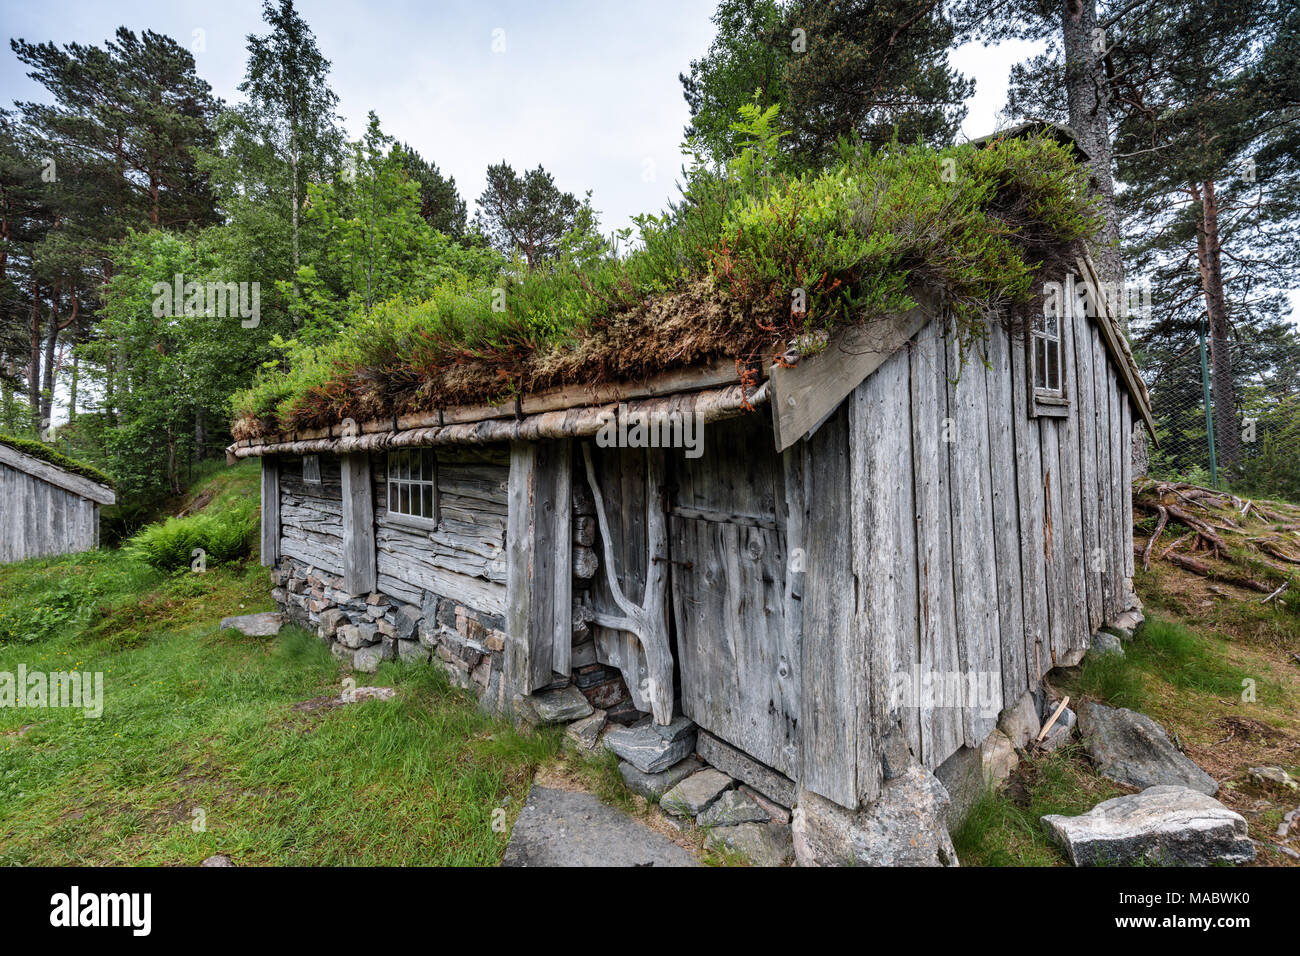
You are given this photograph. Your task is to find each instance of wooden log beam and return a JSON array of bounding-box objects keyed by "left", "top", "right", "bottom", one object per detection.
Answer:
[{"left": 340, "top": 454, "right": 377, "bottom": 595}]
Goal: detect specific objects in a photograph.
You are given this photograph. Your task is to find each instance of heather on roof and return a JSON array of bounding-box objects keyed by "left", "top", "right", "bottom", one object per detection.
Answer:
[
  {"left": 232, "top": 132, "right": 1099, "bottom": 441},
  {"left": 0, "top": 435, "right": 115, "bottom": 488}
]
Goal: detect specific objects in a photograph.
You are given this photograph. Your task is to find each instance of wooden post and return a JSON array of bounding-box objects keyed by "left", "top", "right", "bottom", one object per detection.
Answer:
[
  {"left": 505, "top": 440, "right": 574, "bottom": 696},
  {"left": 260, "top": 456, "right": 280, "bottom": 567},
  {"left": 340, "top": 453, "right": 376, "bottom": 595}
]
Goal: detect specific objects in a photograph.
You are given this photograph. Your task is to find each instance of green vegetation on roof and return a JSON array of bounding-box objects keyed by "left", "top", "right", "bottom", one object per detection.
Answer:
[
  {"left": 233, "top": 122, "right": 1099, "bottom": 440},
  {"left": 0, "top": 435, "right": 115, "bottom": 488}
]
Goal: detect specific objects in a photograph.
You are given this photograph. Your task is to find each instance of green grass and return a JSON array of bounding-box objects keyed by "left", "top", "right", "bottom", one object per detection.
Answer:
[
  {"left": 0, "top": 459, "right": 562, "bottom": 865},
  {"left": 0, "top": 555, "right": 560, "bottom": 864}
]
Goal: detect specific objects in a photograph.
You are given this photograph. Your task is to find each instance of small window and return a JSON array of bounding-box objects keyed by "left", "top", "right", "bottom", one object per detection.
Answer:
[
  {"left": 302, "top": 454, "right": 321, "bottom": 485},
  {"left": 387, "top": 448, "right": 438, "bottom": 525},
  {"left": 1030, "top": 277, "right": 1070, "bottom": 414}
]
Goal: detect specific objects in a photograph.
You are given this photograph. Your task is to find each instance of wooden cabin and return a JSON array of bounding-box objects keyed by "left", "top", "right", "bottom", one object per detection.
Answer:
[
  {"left": 229, "top": 248, "right": 1153, "bottom": 816},
  {"left": 0, "top": 438, "right": 116, "bottom": 564}
]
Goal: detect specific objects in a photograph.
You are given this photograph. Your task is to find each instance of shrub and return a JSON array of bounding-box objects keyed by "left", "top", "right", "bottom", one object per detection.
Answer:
[{"left": 125, "top": 502, "right": 258, "bottom": 572}]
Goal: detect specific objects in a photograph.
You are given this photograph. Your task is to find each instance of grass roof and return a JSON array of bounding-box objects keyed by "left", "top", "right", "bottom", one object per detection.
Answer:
[
  {"left": 0, "top": 435, "right": 115, "bottom": 488},
  {"left": 233, "top": 133, "right": 1099, "bottom": 441}
]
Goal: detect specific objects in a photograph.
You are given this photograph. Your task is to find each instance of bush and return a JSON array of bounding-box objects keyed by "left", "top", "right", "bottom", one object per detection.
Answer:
[{"left": 125, "top": 501, "right": 258, "bottom": 572}]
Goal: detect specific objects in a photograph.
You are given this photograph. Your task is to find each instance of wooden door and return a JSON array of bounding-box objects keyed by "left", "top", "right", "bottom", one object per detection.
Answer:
[{"left": 668, "top": 415, "right": 800, "bottom": 777}]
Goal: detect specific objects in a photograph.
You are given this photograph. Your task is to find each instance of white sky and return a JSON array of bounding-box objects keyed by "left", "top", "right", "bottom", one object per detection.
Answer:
[{"left": 1, "top": 0, "right": 1294, "bottom": 425}]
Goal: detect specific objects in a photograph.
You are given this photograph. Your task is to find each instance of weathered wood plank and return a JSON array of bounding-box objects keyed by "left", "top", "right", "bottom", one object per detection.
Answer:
[
  {"left": 340, "top": 454, "right": 377, "bottom": 595},
  {"left": 1093, "top": 332, "right": 1117, "bottom": 622},
  {"left": 1072, "top": 288, "right": 1104, "bottom": 634},
  {"left": 770, "top": 299, "right": 934, "bottom": 452},
  {"left": 800, "top": 402, "right": 858, "bottom": 807},
  {"left": 1039, "top": 418, "right": 1068, "bottom": 666},
  {"left": 1056, "top": 291, "right": 1090, "bottom": 655},
  {"left": 850, "top": 343, "right": 916, "bottom": 801},
  {"left": 505, "top": 442, "right": 539, "bottom": 696},
  {"left": 911, "top": 319, "right": 963, "bottom": 766},
  {"left": 945, "top": 336, "right": 1001, "bottom": 746},
  {"left": 1011, "top": 329, "right": 1050, "bottom": 683},
  {"left": 984, "top": 324, "right": 1028, "bottom": 709},
  {"left": 260, "top": 457, "right": 281, "bottom": 567}
]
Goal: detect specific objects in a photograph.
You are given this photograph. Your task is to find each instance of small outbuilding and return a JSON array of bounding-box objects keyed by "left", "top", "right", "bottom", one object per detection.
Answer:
[{"left": 0, "top": 437, "right": 116, "bottom": 564}]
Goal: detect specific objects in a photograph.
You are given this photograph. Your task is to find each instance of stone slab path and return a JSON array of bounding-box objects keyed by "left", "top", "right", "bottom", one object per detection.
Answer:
[{"left": 502, "top": 784, "right": 698, "bottom": 867}]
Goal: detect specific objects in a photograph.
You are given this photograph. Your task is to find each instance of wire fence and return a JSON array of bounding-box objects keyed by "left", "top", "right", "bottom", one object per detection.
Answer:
[{"left": 1144, "top": 341, "right": 1300, "bottom": 502}]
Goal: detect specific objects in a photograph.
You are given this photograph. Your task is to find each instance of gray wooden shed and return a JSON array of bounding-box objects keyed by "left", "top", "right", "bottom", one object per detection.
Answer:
[
  {"left": 0, "top": 440, "right": 116, "bottom": 564},
  {"left": 229, "top": 248, "right": 1153, "bottom": 814}
]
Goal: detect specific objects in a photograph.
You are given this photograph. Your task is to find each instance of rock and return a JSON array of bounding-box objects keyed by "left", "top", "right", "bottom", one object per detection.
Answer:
[
  {"left": 218, "top": 612, "right": 283, "bottom": 637},
  {"left": 936, "top": 729, "right": 1018, "bottom": 825},
  {"left": 1249, "top": 766, "right": 1298, "bottom": 790},
  {"left": 200, "top": 854, "right": 234, "bottom": 867},
  {"left": 396, "top": 639, "right": 429, "bottom": 665},
  {"left": 531, "top": 686, "right": 594, "bottom": 724},
  {"left": 740, "top": 785, "right": 791, "bottom": 825},
  {"left": 392, "top": 605, "right": 421, "bottom": 641},
  {"left": 340, "top": 685, "right": 396, "bottom": 704},
  {"left": 318, "top": 608, "right": 348, "bottom": 637},
  {"left": 618, "top": 757, "right": 702, "bottom": 800},
  {"left": 604, "top": 721, "right": 696, "bottom": 774},
  {"left": 1103, "top": 608, "right": 1145, "bottom": 641},
  {"left": 1042, "top": 785, "right": 1254, "bottom": 866},
  {"left": 792, "top": 764, "right": 959, "bottom": 867},
  {"left": 564, "top": 710, "right": 607, "bottom": 751},
  {"left": 699, "top": 789, "right": 770, "bottom": 827},
  {"left": 1089, "top": 631, "right": 1125, "bottom": 659},
  {"left": 997, "top": 691, "right": 1040, "bottom": 749},
  {"left": 661, "top": 768, "right": 733, "bottom": 818},
  {"left": 502, "top": 784, "right": 698, "bottom": 867},
  {"left": 696, "top": 730, "right": 796, "bottom": 806},
  {"left": 571, "top": 639, "right": 597, "bottom": 668},
  {"left": 879, "top": 724, "right": 912, "bottom": 780},
  {"left": 653, "top": 714, "right": 696, "bottom": 743},
  {"left": 352, "top": 644, "right": 385, "bottom": 673},
  {"left": 704, "top": 822, "right": 793, "bottom": 866},
  {"left": 1077, "top": 702, "right": 1218, "bottom": 795},
  {"left": 336, "top": 624, "right": 364, "bottom": 649}
]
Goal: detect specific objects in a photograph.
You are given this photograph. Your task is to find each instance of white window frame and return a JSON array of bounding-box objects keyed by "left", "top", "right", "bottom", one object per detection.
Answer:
[
  {"left": 302, "top": 454, "right": 322, "bottom": 485},
  {"left": 1030, "top": 276, "right": 1071, "bottom": 415},
  {"left": 385, "top": 448, "right": 438, "bottom": 528}
]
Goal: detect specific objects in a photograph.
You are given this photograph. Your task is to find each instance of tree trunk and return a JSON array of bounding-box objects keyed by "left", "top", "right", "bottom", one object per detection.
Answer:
[
  {"left": 1191, "top": 178, "right": 1239, "bottom": 472},
  {"left": 40, "top": 283, "right": 59, "bottom": 434},
  {"left": 28, "top": 279, "right": 41, "bottom": 435},
  {"left": 1062, "top": 0, "right": 1123, "bottom": 304},
  {"left": 290, "top": 127, "right": 301, "bottom": 309},
  {"left": 194, "top": 406, "right": 207, "bottom": 462}
]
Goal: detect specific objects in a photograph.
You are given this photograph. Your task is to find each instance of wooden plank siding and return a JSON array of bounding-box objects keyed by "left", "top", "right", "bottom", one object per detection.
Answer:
[
  {"left": 0, "top": 460, "right": 102, "bottom": 563},
  {"left": 798, "top": 299, "right": 1137, "bottom": 807}
]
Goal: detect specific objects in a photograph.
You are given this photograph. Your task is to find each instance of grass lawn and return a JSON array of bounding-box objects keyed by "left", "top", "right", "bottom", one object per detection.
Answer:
[{"left": 0, "top": 467, "right": 563, "bottom": 865}]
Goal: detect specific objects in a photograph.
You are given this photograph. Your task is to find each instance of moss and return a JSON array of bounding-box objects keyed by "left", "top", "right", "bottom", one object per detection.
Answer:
[{"left": 0, "top": 434, "right": 114, "bottom": 488}]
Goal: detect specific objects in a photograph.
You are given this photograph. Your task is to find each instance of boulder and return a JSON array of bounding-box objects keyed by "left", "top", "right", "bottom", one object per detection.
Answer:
[
  {"left": 1089, "top": 631, "right": 1125, "bottom": 659},
  {"left": 200, "top": 854, "right": 234, "bottom": 867},
  {"left": 1077, "top": 702, "right": 1218, "bottom": 795},
  {"left": 564, "top": 710, "right": 607, "bottom": 751},
  {"left": 618, "top": 756, "right": 702, "bottom": 801},
  {"left": 936, "top": 729, "right": 1018, "bottom": 825},
  {"left": 792, "top": 764, "right": 959, "bottom": 867},
  {"left": 740, "top": 785, "right": 791, "bottom": 825},
  {"left": 1042, "top": 785, "right": 1254, "bottom": 866},
  {"left": 218, "top": 612, "right": 283, "bottom": 637},
  {"left": 604, "top": 721, "right": 696, "bottom": 774},
  {"left": 392, "top": 605, "right": 421, "bottom": 641},
  {"left": 1249, "top": 766, "right": 1297, "bottom": 791},
  {"left": 704, "top": 821, "right": 793, "bottom": 866},
  {"left": 997, "top": 691, "right": 1041, "bottom": 749},
  {"left": 653, "top": 714, "right": 697, "bottom": 744},
  {"left": 318, "top": 608, "right": 348, "bottom": 637},
  {"left": 530, "top": 686, "right": 594, "bottom": 724},
  {"left": 698, "top": 789, "right": 770, "bottom": 827},
  {"left": 396, "top": 639, "right": 429, "bottom": 665},
  {"left": 661, "top": 768, "right": 733, "bottom": 818},
  {"left": 352, "top": 644, "right": 385, "bottom": 673}
]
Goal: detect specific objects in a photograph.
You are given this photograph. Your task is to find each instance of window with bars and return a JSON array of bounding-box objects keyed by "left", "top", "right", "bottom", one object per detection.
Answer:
[{"left": 386, "top": 448, "right": 438, "bottom": 525}]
